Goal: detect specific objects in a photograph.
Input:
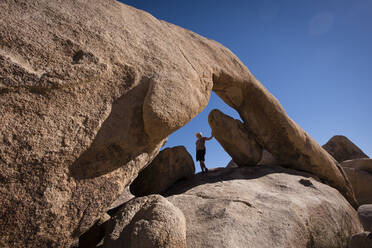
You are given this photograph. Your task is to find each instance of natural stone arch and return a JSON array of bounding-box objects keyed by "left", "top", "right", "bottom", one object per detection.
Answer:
[{"left": 0, "top": 1, "right": 357, "bottom": 247}]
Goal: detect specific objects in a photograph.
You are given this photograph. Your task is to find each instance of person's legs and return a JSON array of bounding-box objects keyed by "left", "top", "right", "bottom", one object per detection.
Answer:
[{"left": 200, "top": 160, "right": 208, "bottom": 173}]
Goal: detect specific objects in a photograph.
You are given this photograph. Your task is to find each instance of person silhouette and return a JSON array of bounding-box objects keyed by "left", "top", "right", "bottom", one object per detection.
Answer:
[{"left": 195, "top": 132, "right": 213, "bottom": 173}]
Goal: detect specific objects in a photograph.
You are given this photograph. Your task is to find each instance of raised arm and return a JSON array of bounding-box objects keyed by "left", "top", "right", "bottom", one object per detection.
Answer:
[{"left": 205, "top": 135, "right": 213, "bottom": 141}]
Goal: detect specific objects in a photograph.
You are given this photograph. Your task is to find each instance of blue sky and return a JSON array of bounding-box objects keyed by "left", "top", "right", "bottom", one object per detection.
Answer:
[{"left": 121, "top": 0, "right": 372, "bottom": 171}]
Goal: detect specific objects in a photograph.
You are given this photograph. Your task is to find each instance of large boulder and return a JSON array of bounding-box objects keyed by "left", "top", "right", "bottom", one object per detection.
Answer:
[
  {"left": 0, "top": 0, "right": 356, "bottom": 246},
  {"left": 130, "top": 146, "right": 195, "bottom": 196},
  {"left": 323, "top": 135, "right": 369, "bottom": 163},
  {"left": 103, "top": 195, "right": 186, "bottom": 248},
  {"left": 166, "top": 166, "right": 362, "bottom": 248},
  {"left": 208, "top": 109, "right": 262, "bottom": 166},
  {"left": 358, "top": 205, "right": 372, "bottom": 232},
  {"left": 341, "top": 160, "right": 372, "bottom": 205}
]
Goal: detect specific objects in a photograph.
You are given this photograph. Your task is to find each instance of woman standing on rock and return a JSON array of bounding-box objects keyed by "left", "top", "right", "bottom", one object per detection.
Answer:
[{"left": 195, "top": 132, "right": 213, "bottom": 173}]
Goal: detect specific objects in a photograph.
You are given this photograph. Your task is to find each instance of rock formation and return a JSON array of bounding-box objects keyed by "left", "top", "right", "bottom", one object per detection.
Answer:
[
  {"left": 0, "top": 0, "right": 357, "bottom": 246},
  {"left": 323, "top": 135, "right": 369, "bottom": 163},
  {"left": 208, "top": 109, "right": 262, "bottom": 166},
  {"left": 165, "top": 166, "right": 362, "bottom": 248},
  {"left": 358, "top": 205, "right": 372, "bottom": 232},
  {"left": 340, "top": 159, "right": 372, "bottom": 205},
  {"left": 103, "top": 195, "right": 186, "bottom": 248},
  {"left": 130, "top": 146, "right": 195, "bottom": 196}
]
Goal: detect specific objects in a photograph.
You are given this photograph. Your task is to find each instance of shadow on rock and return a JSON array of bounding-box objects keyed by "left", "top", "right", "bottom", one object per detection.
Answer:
[
  {"left": 163, "top": 165, "right": 320, "bottom": 197},
  {"left": 69, "top": 81, "right": 151, "bottom": 180}
]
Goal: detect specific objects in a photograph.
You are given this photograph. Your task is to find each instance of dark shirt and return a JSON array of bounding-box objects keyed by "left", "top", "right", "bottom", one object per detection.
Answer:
[{"left": 196, "top": 137, "right": 206, "bottom": 150}]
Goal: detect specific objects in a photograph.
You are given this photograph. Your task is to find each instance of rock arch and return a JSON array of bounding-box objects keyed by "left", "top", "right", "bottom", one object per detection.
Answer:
[{"left": 0, "top": 0, "right": 356, "bottom": 247}]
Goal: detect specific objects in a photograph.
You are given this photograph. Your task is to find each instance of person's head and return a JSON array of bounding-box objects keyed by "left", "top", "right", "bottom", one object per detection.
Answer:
[{"left": 195, "top": 132, "right": 202, "bottom": 139}]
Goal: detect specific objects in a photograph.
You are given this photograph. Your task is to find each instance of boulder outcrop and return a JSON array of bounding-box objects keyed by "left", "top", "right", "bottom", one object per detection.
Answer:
[
  {"left": 323, "top": 135, "right": 369, "bottom": 163},
  {"left": 103, "top": 195, "right": 186, "bottom": 248},
  {"left": 0, "top": 0, "right": 357, "bottom": 246},
  {"left": 208, "top": 109, "right": 262, "bottom": 166},
  {"left": 341, "top": 160, "right": 372, "bottom": 205},
  {"left": 130, "top": 146, "right": 195, "bottom": 196},
  {"left": 166, "top": 166, "right": 362, "bottom": 248},
  {"left": 358, "top": 205, "right": 372, "bottom": 232}
]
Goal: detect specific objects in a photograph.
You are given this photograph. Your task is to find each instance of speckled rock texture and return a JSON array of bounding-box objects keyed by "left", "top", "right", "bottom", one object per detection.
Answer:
[
  {"left": 323, "top": 135, "right": 369, "bottom": 163},
  {"left": 208, "top": 109, "right": 262, "bottom": 166},
  {"left": 341, "top": 159, "right": 372, "bottom": 206},
  {"left": 0, "top": 0, "right": 357, "bottom": 246},
  {"left": 103, "top": 195, "right": 186, "bottom": 248},
  {"left": 166, "top": 166, "right": 362, "bottom": 248},
  {"left": 130, "top": 146, "right": 195, "bottom": 196}
]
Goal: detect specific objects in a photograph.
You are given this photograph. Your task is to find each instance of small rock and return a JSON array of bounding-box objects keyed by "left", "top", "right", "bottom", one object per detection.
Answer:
[
  {"left": 358, "top": 205, "right": 372, "bottom": 232},
  {"left": 130, "top": 146, "right": 195, "bottom": 196},
  {"left": 258, "top": 149, "right": 278, "bottom": 165},
  {"left": 104, "top": 195, "right": 186, "bottom": 248},
  {"left": 226, "top": 160, "right": 238, "bottom": 168},
  {"left": 349, "top": 232, "right": 372, "bottom": 248}
]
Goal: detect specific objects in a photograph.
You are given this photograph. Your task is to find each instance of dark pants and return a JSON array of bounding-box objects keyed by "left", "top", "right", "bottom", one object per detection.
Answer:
[{"left": 196, "top": 149, "right": 206, "bottom": 161}]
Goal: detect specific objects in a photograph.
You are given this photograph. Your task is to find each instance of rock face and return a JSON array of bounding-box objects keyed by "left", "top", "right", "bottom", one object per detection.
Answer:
[
  {"left": 103, "top": 195, "right": 186, "bottom": 248},
  {"left": 166, "top": 166, "right": 362, "bottom": 248},
  {"left": 323, "top": 135, "right": 369, "bottom": 163},
  {"left": 130, "top": 146, "right": 195, "bottom": 196},
  {"left": 0, "top": 0, "right": 357, "bottom": 246},
  {"left": 349, "top": 232, "right": 372, "bottom": 248},
  {"left": 208, "top": 109, "right": 262, "bottom": 166},
  {"left": 358, "top": 205, "right": 372, "bottom": 232},
  {"left": 341, "top": 159, "right": 372, "bottom": 205}
]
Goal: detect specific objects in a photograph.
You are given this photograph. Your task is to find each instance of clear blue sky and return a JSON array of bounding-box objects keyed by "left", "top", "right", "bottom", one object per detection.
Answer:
[{"left": 121, "top": 0, "right": 372, "bottom": 172}]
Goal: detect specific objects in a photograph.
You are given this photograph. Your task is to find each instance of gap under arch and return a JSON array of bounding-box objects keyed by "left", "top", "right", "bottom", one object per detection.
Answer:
[{"left": 161, "top": 91, "right": 242, "bottom": 173}]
